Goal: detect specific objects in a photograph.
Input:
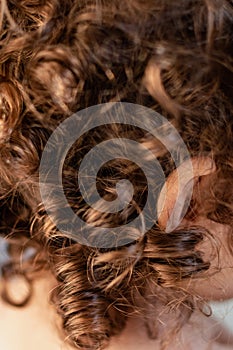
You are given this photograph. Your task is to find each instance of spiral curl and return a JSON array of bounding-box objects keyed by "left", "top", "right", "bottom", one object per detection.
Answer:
[{"left": 0, "top": 0, "right": 233, "bottom": 349}]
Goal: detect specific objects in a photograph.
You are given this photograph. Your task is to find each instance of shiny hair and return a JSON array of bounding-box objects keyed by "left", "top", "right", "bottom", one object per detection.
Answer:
[{"left": 0, "top": 0, "right": 233, "bottom": 349}]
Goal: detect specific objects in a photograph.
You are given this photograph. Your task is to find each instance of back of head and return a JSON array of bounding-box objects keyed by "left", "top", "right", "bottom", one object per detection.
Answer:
[{"left": 0, "top": 1, "right": 233, "bottom": 349}]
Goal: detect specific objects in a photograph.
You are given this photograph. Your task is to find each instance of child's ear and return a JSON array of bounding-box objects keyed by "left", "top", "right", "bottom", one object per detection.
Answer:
[{"left": 157, "top": 157, "right": 216, "bottom": 232}]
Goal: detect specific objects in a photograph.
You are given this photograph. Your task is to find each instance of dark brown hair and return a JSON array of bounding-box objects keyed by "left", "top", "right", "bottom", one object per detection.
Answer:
[{"left": 0, "top": 0, "right": 233, "bottom": 349}]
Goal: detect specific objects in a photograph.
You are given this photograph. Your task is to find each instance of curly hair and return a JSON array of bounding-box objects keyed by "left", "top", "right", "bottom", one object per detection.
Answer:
[{"left": 0, "top": 0, "right": 233, "bottom": 349}]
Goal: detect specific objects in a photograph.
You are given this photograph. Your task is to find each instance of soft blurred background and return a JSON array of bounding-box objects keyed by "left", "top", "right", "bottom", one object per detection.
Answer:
[{"left": 211, "top": 300, "right": 233, "bottom": 332}]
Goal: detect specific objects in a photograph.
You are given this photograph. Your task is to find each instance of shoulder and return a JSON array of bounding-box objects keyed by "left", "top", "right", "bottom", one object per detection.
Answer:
[{"left": 0, "top": 273, "right": 73, "bottom": 350}]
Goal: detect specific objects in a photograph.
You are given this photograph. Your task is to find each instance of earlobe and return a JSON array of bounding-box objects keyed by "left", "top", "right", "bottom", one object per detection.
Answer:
[{"left": 157, "top": 157, "right": 216, "bottom": 232}]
